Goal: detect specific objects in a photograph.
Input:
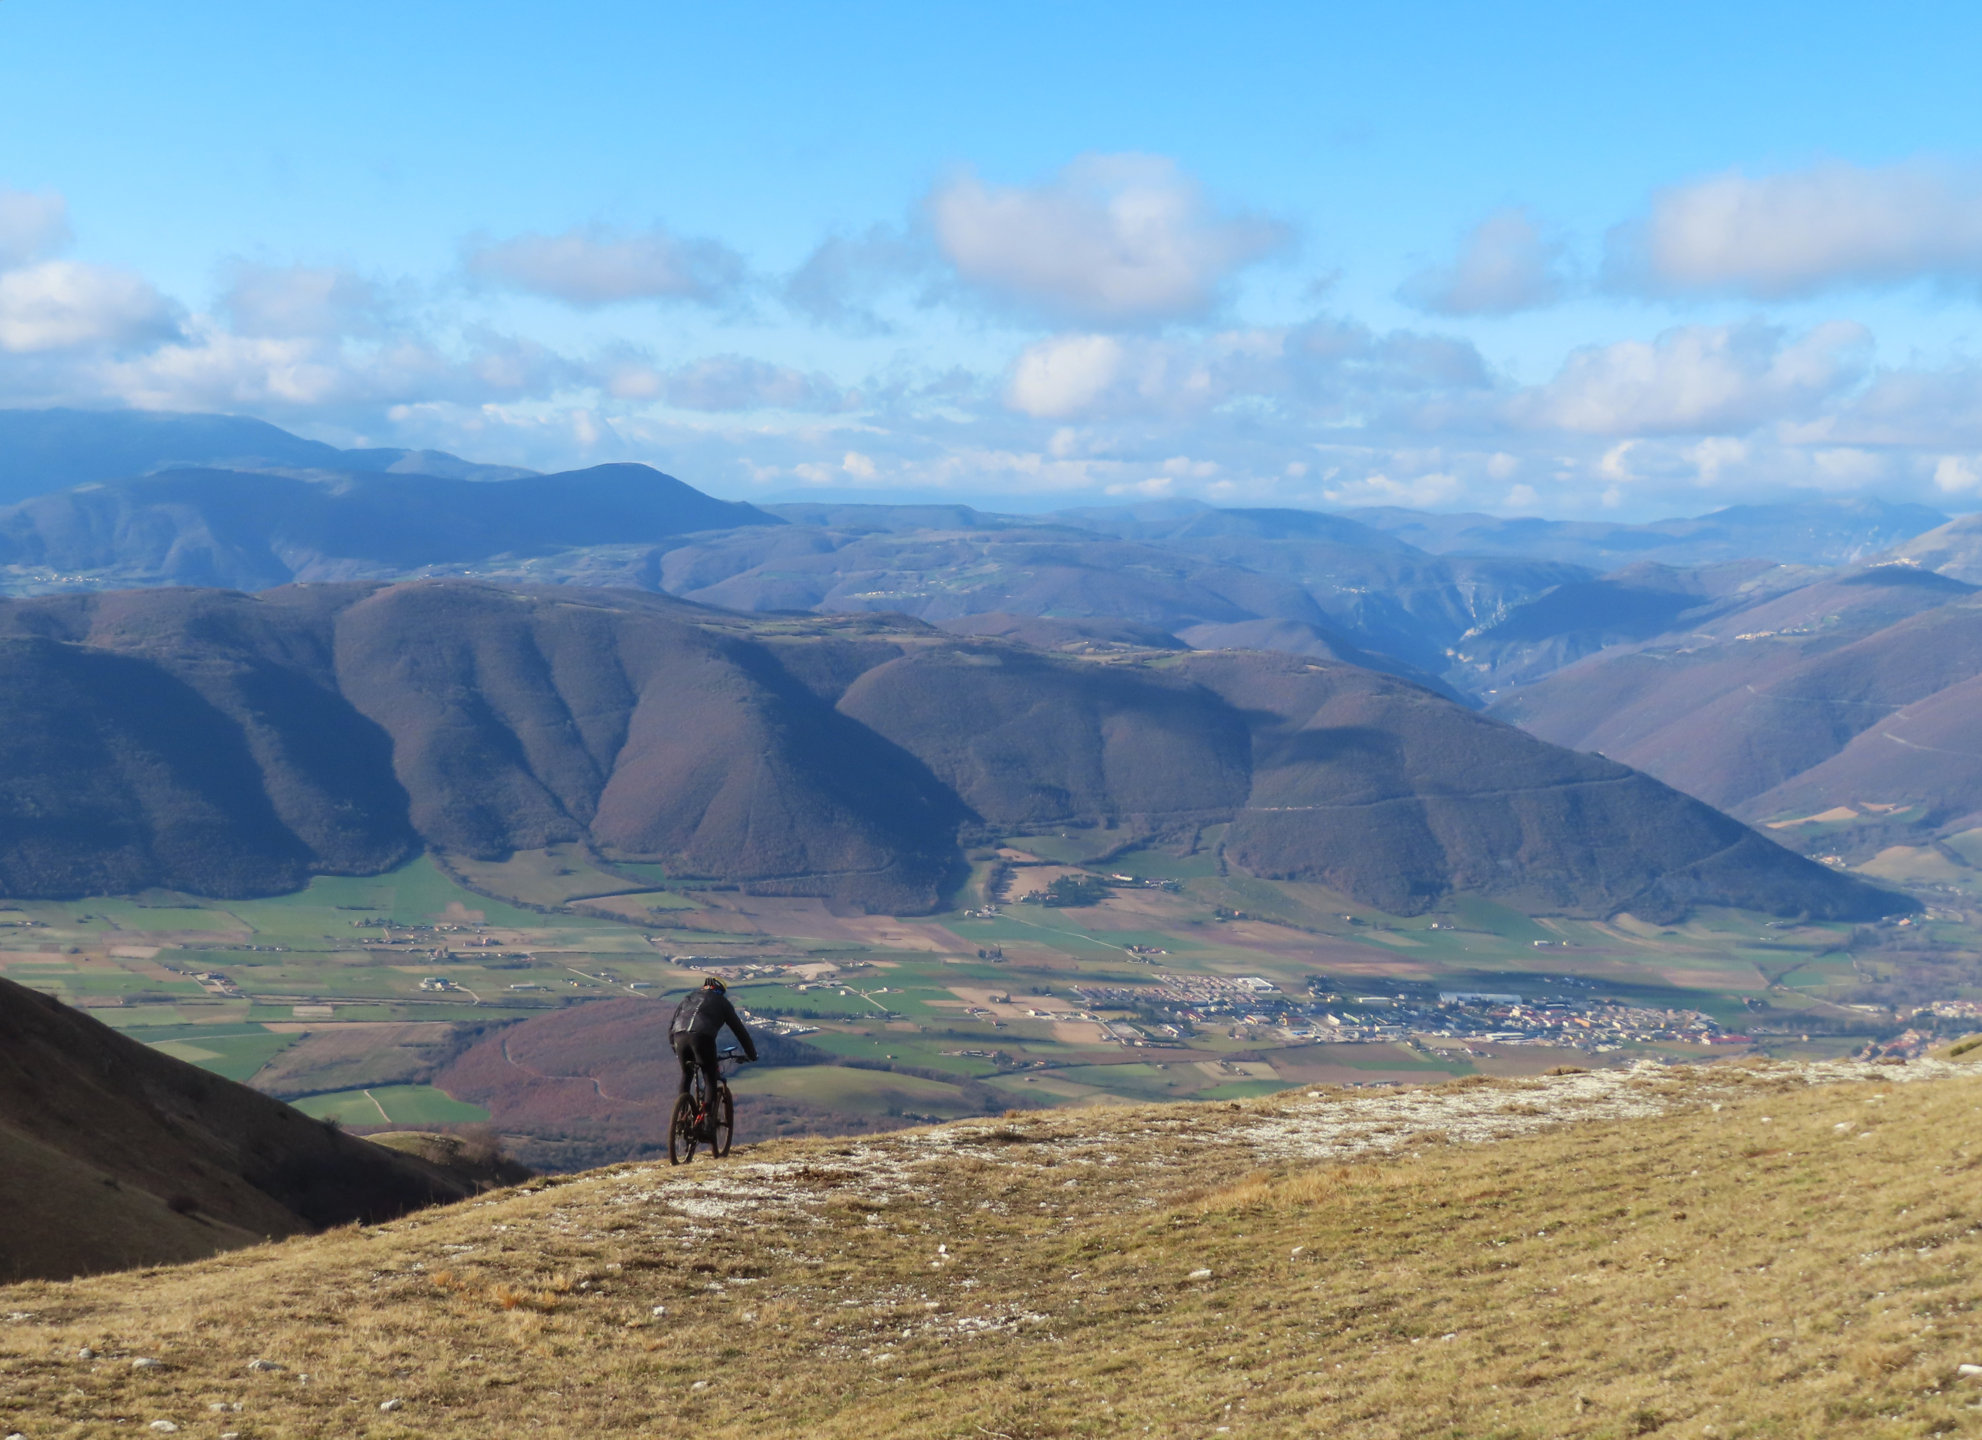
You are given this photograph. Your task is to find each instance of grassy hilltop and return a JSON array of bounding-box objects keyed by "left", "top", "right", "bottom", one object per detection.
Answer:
[{"left": 4, "top": 1058, "right": 1980, "bottom": 1438}]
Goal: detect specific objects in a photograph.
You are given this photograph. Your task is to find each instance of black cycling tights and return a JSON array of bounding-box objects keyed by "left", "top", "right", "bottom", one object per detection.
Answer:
[{"left": 674, "top": 1033, "right": 721, "bottom": 1102}]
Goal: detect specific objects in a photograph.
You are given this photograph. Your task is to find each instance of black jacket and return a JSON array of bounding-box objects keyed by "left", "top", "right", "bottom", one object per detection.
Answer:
[{"left": 668, "top": 987, "right": 757, "bottom": 1061}]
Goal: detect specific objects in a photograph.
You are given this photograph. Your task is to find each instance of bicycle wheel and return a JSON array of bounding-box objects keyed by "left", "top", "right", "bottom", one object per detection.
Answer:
[
  {"left": 711, "top": 1083, "right": 734, "bottom": 1157},
  {"left": 668, "top": 1091, "right": 699, "bottom": 1165}
]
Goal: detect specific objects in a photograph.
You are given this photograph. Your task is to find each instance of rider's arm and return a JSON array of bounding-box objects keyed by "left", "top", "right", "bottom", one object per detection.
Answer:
[{"left": 721, "top": 997, "right": 758, "bottom": 1062}]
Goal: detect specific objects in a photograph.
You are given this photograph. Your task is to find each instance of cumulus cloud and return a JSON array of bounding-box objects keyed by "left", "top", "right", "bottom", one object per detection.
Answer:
[
  {"left": 87, "top": 318, "right": 575, "bottom": 419},
  {"left": 929, "top": 153, "right": 1289, "bottom": 325},
  {"left": 1005, "top": 317, "right": 1493, "bottom": 423},
  {"left": 1400, "top": 208, "right": 1567, "bottom": 315},
  {"left": 0, "top": 261, "right": 179, "bottom": 353},
  {"left": 1606, "top": 160, "right": 1982, "bottom": 299},
  {"left": 604, "top": 353, "right": 846, "bottom": 412},
  {"left": 217, "top": 263, "right": 394, "bottom": 339},
  {"left": 463, "top": 223, "right": 746, "bottom": 306},
  {"left": 0, "top": 190, "right": 72, "bottom": 267},
  {"left": 1510, "top": 321, "right": 1870, "bottom": 435}
]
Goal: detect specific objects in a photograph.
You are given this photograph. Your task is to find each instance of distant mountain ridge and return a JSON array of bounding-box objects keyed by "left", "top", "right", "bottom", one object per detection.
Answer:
[
  {"left": 0, "top": 407, "right": 533, "bottom": 501},
  {"left": 0, "top": 411, "right": 1957, "bottom": 709},
  {"left": 0, "top": 462, "right": 780, "bottom": 590},
  {"left": 1348, "top": 496, "right": 1951, "bottom": 569},
  {"left": 0, "top": 579, "right": 1906, "bottom": 923}
]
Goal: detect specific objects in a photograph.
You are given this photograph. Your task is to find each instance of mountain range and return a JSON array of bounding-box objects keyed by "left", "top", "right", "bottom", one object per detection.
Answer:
[
  {"left": 0, "top": 406, "right": 1975, "bottom": 909},
  {"left": 0, "top": 579, "right": 1902, "bottom": 922}
]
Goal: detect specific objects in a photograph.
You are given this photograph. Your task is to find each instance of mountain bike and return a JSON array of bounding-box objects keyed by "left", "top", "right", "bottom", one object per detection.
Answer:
[{"left": 669, "top": 1047, "right": 744, "bottom": 1164}]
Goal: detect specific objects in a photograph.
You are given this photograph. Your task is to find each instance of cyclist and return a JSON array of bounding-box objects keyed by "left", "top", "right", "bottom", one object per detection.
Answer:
[{"left": 668, "top": 977, "right": 757, "bottom": 1136}]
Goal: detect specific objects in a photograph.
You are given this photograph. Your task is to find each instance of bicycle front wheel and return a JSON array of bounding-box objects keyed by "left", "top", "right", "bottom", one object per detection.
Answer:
[
  {"left": 668, "top": 1092, "right": 698, "bottom": 1165},
  {"left": 712, "top": 1084, "right": 734, "bottom": 1157}
]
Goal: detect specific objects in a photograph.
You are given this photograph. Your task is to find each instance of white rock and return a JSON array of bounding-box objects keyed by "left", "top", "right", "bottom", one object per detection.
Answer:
[
  {"left": 149, "top": 1424, "right": 179, "bottom": 1434},
  {"left": 131, "top": 1357, "right": 162, "bottom": 1370},
  {"left": 7, "top": 1431, "right": 26, "bottom": 1440},
  {"left": 1188, "top": 1268, "right": 1213, "bottom": 1280},
  {"left": 651, "top": 1305, "right": 668, "bottom": 1317},
  {"left": 1959, "top": 1363, "right": 1982, "bottom": 1376},
  {"left": 379, "top": 1398, "right": 404, "bottom": 1412},
  {"left": 77, "top": 1347, "right": 94, "bottom": 1359},
  {"left": 690, "top": 1379, "right": 709, "bottom": 1391},
  {"left": 246, "top": 1358, "right": 284, "bottom": 1372}
]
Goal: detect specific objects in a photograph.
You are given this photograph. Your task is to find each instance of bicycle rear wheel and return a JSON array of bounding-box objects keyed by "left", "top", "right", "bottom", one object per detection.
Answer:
[
  {"left": 711, "top": 1084, "right": 734, "bottom": 1157},
  {"left": 668, "top": 1092, "right": 699, "bottom": 1165}
]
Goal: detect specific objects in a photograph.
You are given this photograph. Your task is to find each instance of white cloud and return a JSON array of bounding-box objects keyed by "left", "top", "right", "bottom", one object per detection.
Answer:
[
  {"left": 92, "top": 321, "right": 572, "bottom": 417},
  {"left": 1007, "top": 334, "right": 1129, "bottom": 418},
  {"left": 463, "top": 223, "right": 746, "bottom": 306},
  {"left": 605, "top": 353, "right": 847, "bottom": 412},
  {"left": 929, "top": 153, "right": 1288, "bottom": 325},
  {"left": 218, "top": 263, "right": 392, "bottom": 338},
  {"left": 1934, "top": 455, "right": 1982, "bottom": 493},
  {"left": 0, "top": 190, "right": 71, "bottom": 267},
  {"left": 1400, "top": 208, "right": 1566, "bottom": 315},
  {"left": 1510, "top": 321, "right": 1870, "bottom": 435},
  {"left": 1004, "top": 318, "right": 1493, "bottom": 424},
  {"left": 0, "top": 260, "right": 179, "bottom": 353},
  {"left": 1607, "top": 160, "right": 1982, "bottom": 298}
]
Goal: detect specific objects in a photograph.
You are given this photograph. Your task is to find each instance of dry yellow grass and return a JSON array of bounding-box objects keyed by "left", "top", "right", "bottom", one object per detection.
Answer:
[{"left": 3, "top": 1060, "right": 1981, "bottom": 1438}]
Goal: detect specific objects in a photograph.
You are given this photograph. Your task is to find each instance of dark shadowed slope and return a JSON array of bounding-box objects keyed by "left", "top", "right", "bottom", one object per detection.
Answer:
[
  {"left": 1170, "top": 652, "right": 1902, "bottom": 921},
  {"left": 0, "top": 581, "right": 1907, "bottom": 921},
  {"left": 0, "top": 976, "right": 480, "bottom": 1281}
]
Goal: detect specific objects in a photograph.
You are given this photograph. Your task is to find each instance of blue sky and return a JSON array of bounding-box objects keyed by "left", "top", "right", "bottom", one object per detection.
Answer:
[{"left": 3, "top": 1, "right": 1981, "bottom": 516}]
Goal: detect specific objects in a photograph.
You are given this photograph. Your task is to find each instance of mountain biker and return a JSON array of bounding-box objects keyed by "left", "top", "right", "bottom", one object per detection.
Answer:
[{"left": 669, "top": 977, "right": 757, "bottom": 1133}]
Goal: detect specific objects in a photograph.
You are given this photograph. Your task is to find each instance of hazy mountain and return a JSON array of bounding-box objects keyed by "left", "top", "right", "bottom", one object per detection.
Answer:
[
  {"left": 1348, "top": 497, "right": 1950, "bottom": 570},
  {"left": 1881, "top": 513, "right": 1982, "bottom": 583},
  {"left": 0, "top": 580, "right": 1905, "bottom": 922},
  {"left": 1448, "top": 560, "right": 1823, "bottom": 697},
  {"left": 0, "top": 407, "right": 530, "bottom": 502},
  {"left": 0, "top": 975, "right": 482, "bottom": 1281},
  {"left": 0, "top": 462, "right": 780, "bottom": 591}
]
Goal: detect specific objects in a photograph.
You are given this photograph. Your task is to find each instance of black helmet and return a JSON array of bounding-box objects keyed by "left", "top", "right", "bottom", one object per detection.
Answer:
[{"left": 703, "top": 976, "right": 727, "bottom": 992}]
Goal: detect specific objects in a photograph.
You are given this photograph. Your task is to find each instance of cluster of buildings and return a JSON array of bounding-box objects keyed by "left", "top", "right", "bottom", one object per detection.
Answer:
[{"left": 1063, "top": 973, "right": 1743, "bottom": 1053}]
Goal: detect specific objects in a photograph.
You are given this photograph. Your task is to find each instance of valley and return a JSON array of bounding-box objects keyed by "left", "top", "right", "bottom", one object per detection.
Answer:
[{"left": 3, "top": 827, "right": 1965, "bottom": 1170}]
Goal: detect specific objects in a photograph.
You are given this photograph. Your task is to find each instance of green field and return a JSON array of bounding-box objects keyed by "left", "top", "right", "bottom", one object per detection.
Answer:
[
  {"left": 143, "top": 1029, "right": 300, "bottom": 1081},
  {"left": 293, "top": 1085, "right": 490, "bottom": 1125}
]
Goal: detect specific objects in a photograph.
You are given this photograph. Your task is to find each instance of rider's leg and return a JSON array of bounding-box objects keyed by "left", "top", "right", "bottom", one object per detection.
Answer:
[
  {"left": 690, "top": 1033, "right": 721, "bottom": 1135},
  {"left": 674, "top": 1038, "right": 697, "bottom": 1097}
]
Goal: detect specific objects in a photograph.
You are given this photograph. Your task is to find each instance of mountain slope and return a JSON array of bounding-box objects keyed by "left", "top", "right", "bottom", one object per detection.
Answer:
[
  {"left": 3, "top": 1060, "right": 1975, "bottom": 1437},
  {"left": 0, "top": 580, "right": 1908, "bottom": 920},
  {"left": 1490, "top": 570, "right": 1982, "bottom": 848},
  {"left": 0, "top": 975, "right": 484, "bottom": 1281}
]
